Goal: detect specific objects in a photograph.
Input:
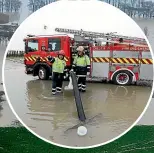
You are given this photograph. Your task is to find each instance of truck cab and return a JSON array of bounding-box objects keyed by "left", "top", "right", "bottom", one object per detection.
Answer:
[{"left": 24, "top": 35, "right": 73, "bottom": 80}]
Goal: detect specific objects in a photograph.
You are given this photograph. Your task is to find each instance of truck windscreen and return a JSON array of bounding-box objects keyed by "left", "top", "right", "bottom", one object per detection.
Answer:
[
  {"left": 48, "top": 38, "right": 61, "bottom": 52},
  {"left": 26, "top": 39, "right": 38, "bottom": 52}
]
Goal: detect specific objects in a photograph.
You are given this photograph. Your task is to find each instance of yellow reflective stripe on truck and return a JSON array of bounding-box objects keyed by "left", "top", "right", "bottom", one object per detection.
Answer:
[
  {"left": 25, "top": 56, "right": 69, "bottom": 62},
  {"left": 92, "top": 57, "right": 153, "bottom": 64}
]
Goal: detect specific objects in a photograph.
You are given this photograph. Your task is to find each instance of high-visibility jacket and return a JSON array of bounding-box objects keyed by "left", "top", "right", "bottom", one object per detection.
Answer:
[
  {"left": 52, "top": 57, "right": 66, "bottom": 73},
  {"left": 73, "top": 55, "right": 91, "bottom": 73}
]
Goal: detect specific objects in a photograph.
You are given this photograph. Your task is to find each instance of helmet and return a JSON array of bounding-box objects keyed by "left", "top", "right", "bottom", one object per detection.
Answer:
[
  {"left": 58, "top": 50, "right": 65, "bottom": 56},
  {"left": 76, "top": 46, "right": 84, "bottom": 52}
]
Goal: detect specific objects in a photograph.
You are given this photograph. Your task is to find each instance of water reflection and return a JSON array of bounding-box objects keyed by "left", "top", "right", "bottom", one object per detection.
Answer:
[{"left": 25, "top": 79, "right": 151, "bottom": 131}]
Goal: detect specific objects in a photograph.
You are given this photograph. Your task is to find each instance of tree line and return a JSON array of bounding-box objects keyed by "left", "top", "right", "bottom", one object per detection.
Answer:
[
  {"left": 103, "top": 0, "right": 154, "bottom": 18},
  {"left": 27, "top": 0, "right": 154, "bottom": 18},
  {"left": 28, "top": 0, "right": 57, "bottom": 12},
  {"left": 0, "top": 0, "right": 22, "bottom": 13}
]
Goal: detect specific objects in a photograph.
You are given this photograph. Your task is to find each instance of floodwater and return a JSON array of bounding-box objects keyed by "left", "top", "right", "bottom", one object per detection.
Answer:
[
  {"left": 134, "top": 19, "right": 154, "bottom": 50},
  {"left": 134, "top": 19, "right": 154, "bottom": 125},
  {"left": 0, "top": 19, "right": 154, "bottom": 147},
  {"left": 0, "top": 45, "right": 5, "bottom": 82},
  {"left": 0, "top": 45, "right": 17, "bottom": 127},
  {"left": 4, "top": 58, "right": 152, "bottom": 147}
]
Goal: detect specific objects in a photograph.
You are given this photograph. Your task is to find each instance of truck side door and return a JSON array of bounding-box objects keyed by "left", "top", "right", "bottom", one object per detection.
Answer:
[{"left": 24, "top": 39, "right": 40, "bottom": 65}]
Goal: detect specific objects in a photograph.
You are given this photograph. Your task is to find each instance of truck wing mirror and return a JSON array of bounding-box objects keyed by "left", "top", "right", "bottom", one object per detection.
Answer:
[{"left": 25, "top": 47, "right": 28, "bottom": 54}]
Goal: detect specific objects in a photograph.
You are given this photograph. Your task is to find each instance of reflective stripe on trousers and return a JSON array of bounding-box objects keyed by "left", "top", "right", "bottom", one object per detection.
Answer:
[
  {"left": 56, "top": 87, "right": 62, "bottom": 92},
  {"left": 78, "top": 84, "right": 82, "bottom": 89},
  {"left": 77, "top": 76, "right": 86, "bottom": 91},
  {"left": 52, "top": 88, "right": 56, "bottom": 94},
  {"left": 77, "top": 75, "right": 86, "bottom": 77},
  {"left": 81, "top": 84, "right": 86, "bottom": 91}
]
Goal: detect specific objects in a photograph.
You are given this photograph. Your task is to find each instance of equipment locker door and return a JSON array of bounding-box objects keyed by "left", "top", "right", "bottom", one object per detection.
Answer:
[
  {"left": 112, "top": 50, "right": 140, "bottom": 66},
  {"left": 91, "top": 47, "right": 110, "bottom": 78},
  {"left": 139, "top": 51, "right": 153, "bottom": 80}
]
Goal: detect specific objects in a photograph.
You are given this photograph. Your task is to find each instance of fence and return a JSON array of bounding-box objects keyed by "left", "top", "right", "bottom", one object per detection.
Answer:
[{"left": 6, "top": 50, "right": 24, "bottom": 57}]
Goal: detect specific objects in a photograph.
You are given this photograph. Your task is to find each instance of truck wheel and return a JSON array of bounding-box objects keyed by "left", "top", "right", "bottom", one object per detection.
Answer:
[
  {"left": 112, "top": 70, "right": 133, "bottom": 85},
  {"left": 38, "top": 67, "right": 49, "bottom": 80}
]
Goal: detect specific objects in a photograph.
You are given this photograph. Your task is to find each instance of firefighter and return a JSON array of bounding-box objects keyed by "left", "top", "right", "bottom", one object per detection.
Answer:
[
  {"left": 72, "top": 46, "right": 90, "bottom": 92},
  {"left": 48, "top": 50, "right": 66, "bottom": 95}
]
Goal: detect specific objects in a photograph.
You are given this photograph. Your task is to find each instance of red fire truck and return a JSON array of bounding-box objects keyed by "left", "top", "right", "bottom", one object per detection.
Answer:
[{"left": 23, "top": 28, "right": 153, "bottom": 85}]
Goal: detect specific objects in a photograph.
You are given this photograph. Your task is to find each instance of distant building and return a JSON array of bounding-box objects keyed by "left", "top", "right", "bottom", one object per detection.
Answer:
[
  {"left": 0, "top": 12, "right": 20, "bottom": 39},
  {"left": 6, "top": 12, "right": 20, "bottom": 23},
  {"left": 0, "top": 12, "right": 20, "bottom": 24},
  {"left": 0, "top": 13, "right": 9, "bottom": 24}
]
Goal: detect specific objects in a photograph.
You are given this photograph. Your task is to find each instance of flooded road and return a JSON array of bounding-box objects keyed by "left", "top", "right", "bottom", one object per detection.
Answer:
[
  {"left": 0, "top": 45, "right": 5, "bottom": 82},
  {"left": 0, "top": 98, "right": 17, "bottom": 127},
  {"left": 4, "top": 59, "right": 152, "bottom": 147},
  {"left": 0, "top": 45, "right": 17, "bottom": 127},
  {"left": 135, "top": 19, "right": 154, "bottom": 125},
  {"left": 138, "top": 99, "right": 154, "bottom": 125},
  {"left": 135, "top": 19, "right": 154, "bottom": 51}
]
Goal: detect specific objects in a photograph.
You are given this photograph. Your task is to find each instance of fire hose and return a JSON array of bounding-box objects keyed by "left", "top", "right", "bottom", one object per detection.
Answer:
[{"left": 69, "top": 71, "right": 86, "bottom": 122}]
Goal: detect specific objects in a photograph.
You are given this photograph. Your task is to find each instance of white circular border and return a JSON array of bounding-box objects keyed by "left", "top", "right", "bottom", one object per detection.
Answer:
[{"left": 2, "top": 1, "right": 154, "bottom": 150}]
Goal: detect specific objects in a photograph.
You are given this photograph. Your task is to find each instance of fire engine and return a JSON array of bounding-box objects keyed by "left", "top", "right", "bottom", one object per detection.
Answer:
[{"left": 23, "top": 28, "right": 153, "bottom": 85}]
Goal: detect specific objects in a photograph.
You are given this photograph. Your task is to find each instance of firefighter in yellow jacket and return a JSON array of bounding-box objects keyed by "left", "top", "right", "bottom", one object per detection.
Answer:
[
  {"left": 72, "top": 46, "right": 90, "bottom": 92},
  {"left": 48, "top": 50, "right": 66, "bottom": 95}
]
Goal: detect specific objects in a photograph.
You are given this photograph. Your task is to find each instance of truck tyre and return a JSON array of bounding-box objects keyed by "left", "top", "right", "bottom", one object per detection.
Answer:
[
  {"left": 112, "top": 70, "right": 133, "bottom": 85},
  {"left": 38, "top": 67, "right": 49, "bottom": 80}
]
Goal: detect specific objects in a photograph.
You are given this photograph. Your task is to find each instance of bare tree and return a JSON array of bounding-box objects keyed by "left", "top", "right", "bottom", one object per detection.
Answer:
[
  {"left": 28, "top": 0, "right": 57, "bottom": 12},
  {"left": 26, "top": 0, "right": 154, "bottom": 18},
  {"left": 40, "top": 0, "right": 46, "bottom": 8},
  {"left": 4, "top": 0, "right": 11, "bottom": 12},
  {"left": 28, "top": 0, "right": 43, "bottom": 12},
  {"left": 0, "top": 0, "right": 5, "bottom": 12},
  {"left": 12, "top": 0, "right": 22, "bottom": 12},
  {"left": 3, "top": 0, "right": 21, "bottom": 12},
  {"left": 28, "top": 0, "right": 34, "bottom": 12}
]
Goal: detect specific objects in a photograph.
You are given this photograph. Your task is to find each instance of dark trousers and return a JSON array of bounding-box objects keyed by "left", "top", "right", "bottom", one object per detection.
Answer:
[
  {"left": 52, "top": 72, "right": 64, "bottom": 94},
  {"left": 77, "top": 76, "right": 86, "bottom": 92},
  {"left": 75, "top": 66, "right": 87, "bottom": 92}
]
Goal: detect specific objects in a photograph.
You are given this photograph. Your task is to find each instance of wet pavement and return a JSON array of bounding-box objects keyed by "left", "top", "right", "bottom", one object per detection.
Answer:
[
  {"left": 138, "top": 98, "right": 154, "bottom": 125},
  {"left": 135, "top": 19, "right": 154, "bottom": 125},
  {"left": 0, "top": 98, "right": 18, "bottom": 127},
  {"left": 3, "top": 58, "right": 152, "bottom": 147},
  {"left": 0, "top": 45, "right": 17, "bottom": 127}
]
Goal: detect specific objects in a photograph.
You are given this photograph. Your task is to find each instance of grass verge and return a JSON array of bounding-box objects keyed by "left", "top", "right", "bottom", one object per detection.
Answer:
[{"left": 0, "top": 126, "right": 154, "bottom": 153}]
